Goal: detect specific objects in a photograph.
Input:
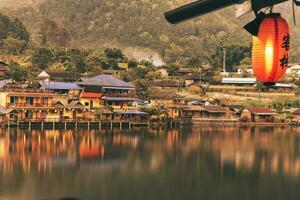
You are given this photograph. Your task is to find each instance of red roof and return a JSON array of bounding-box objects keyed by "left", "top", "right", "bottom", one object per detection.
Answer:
[
  {"left": 81, "top": 92, "right": 102, "bottom": 98},
  {"left": 247, "top": 108, "right": 274, "bottom": 114}
]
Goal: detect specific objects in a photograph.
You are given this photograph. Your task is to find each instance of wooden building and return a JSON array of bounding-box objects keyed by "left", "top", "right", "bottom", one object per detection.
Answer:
[{"left": 241, "top": 108, "right": 276, "bottom": 122}]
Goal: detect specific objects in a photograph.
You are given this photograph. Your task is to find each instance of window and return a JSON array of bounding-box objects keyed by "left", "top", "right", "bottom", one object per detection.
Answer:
[
  {"left": 85, "top": 102, "right": 90, "bottom": 106},
  {"left": 26, "top": 97, "right": 34, "bottom": 105},
  {"left": 41, "top": 97, "right": 48, "bottom": 106},
  {"left": 25, "top": 110, "right": 33, "bottom": 118},
  {"left": 10, "top": 96, "right": 18, "bottom": 104}
]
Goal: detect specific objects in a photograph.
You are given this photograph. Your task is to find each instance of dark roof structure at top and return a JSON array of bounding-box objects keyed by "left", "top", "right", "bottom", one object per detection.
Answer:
[{"left": 78, "top": 75, "right": 135, "bottom": 89}]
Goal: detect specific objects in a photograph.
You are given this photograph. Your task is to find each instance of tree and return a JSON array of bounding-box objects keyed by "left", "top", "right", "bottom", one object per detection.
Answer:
[
  {"left": 12, "top": 18, "right": 30, "bottom": 41},
  {"left": 104, "top": 48, "right": 125, "bottom": 61},
  {"left": 167, "top": 63, "right": 180, "bottom": 76},
  {"left": 39, "top": 18, "right": 69, "bottom": 47},
  {"left": 187, "top": 57, "right": 201, "bottom": 68},
  {"left": 5, "top": 62, "right": 27, "bottom": 82},
  {"left": 31, "top": 47, "right": 53, "bottom": 69},
  {"left": 1, "top": 37, "right": 27, "bottom": 55},
  {"left": 128, "top": 60, "right": 138, "bottom": 68}
]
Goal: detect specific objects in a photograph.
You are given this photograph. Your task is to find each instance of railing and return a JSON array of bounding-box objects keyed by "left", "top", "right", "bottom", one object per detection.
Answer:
[
  {"left": 18, "top": 118, "right": 149, "bottom": 123},
  {"left": 0, "top": 88, "right": 54, "bottom": 93},
  {"left": 103, "top": 93, "right": 138, "bottom": 98},
  {"left": 6, "top": 103, "right": 56, "bottom": 108}
]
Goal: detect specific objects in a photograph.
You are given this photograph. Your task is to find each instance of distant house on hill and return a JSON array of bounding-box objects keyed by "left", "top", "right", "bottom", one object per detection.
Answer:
[
  {"left": 152, "top": 79, "right": 185, "bottom": 90},
  {"left": 221, "top": 78, "right": 257, "bottom": 86},
  {"left": 286, "top": 64, "right": 300, "bottom": 75},
  {"left": 178, "top": 68, "right": 193, "bottom": 77},
  {"left": 36, "top": 70, "right": 50, "bottom": 82}
]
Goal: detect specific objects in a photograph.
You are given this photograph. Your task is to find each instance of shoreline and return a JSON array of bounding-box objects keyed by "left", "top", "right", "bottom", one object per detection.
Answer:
[{"left": 2, "top": 120, "right": 300, "bottom": 130}]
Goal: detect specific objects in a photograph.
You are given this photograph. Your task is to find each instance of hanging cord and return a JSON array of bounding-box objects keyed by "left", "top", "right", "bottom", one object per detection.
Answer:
[{"left": 292, "top": 0, "right": 296, "bottom": 25}]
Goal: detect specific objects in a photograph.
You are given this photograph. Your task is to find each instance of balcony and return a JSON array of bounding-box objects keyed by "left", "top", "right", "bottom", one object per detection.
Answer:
[{"left": 6, "top": 103, "right": 56, "bottom": 108}]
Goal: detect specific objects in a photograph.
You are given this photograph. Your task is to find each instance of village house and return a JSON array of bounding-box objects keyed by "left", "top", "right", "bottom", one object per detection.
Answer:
[
  {"left": 0, "top": 106, "right": 18, "bottom": 124},
  {"left": 0, "top": 88, "right": 56, "bottom": 121},
  {"left": 36, "top": 71, "right": 50, "bottom": 82},
  {"left": 63, "top": 101, "right": 91, "bottom": 120},
  {"left": 78, "top": 74, "right": 147, "bottom": 121},
  {"left": 241, "top": 108, "right": 276, "bottom": 122},
  {"left": 292, "top": 108, "right": 300, "bottom": 122},
  {"left": 221, "top": 78, "right": 257, "bottom": 86},
  {"left": 178, "top": 68, "right": 194, "bottom": 77},
  {"left": 148, "top": 92, "right": 185, "bottom": 119},
  {"left": 39, "top": 81, "right": 82, "bottom": 96},
  {"left": 181, "top": 105, "right": 233, "bottom": 119},
  {"left": 152, "top": 79, "right": 185, "bottom": 91}
]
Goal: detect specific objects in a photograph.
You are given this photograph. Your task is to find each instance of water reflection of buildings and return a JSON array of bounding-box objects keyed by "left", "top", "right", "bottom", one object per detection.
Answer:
[
  {"left": 0, "top": 129, "right": 140, "bottom": 175},
  {"left": 199, "top": 126, "right": 300, "bottom": 178},
  {"left": 2, "top": 127, "right": 300, "bottom": 179}
]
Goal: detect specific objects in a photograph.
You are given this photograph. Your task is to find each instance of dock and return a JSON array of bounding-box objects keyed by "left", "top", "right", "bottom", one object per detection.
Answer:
[{"left": 3, "top": 120, "right": 150, "bottom": 130}]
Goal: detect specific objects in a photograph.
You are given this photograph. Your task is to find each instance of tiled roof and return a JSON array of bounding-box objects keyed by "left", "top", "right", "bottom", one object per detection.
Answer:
[
  {"left": 40, "top": 81, "right": 81, "bottom": 90},
  {"left": 178, "top": 68, "right": 193, "bottom": 73},
  {"left": 103, "top": 97, "right": 141, "bottom": 101},
  {"left": 121, "top": 110, "right": 148, "bottom": 115},
  {"left": 37, "top": 71, "right": 50, "bottom": 78},
  {"left": 181, "top": 106, "right": 206, "bottom": 111},
  {"left": 247, "top": 108, "right": 275, "bottom": 114},
  {"left": 0, "top": 106, "right": 17, "bottom": 114},
  {"left": 81, "top": 92, "right": 102, "bottom": 98},
  {"left": 293, "top": 108, "right": 300, "bottom": 115},
  {"left": 0, "top": 79, "right": 11, "bottom": 89},
  {"left": 78, "top": 75, "right": 135, "bottom": 89},
  {"left": 152, "top": 80, "right": 185, "bottom": 87},
  {"left": 66, "top": 101, "right": 86, "bottom": 110},
  {"left": 149, "top": 92, "right": 185, "bottom": 99},
  {"left": 222, "top": 78, "right": 256, "bottom": 84},
  {"left": 202, "top": 106, "right": 228, "bottom": 113}
]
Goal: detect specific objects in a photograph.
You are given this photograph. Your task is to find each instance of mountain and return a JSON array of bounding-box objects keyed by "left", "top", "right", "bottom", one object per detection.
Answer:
[
  {"left": 0, "top": 0, "right": 44, "bottom": 8},
  {"left": 1, "top": 0, "right": 300, "bottom": 64}
]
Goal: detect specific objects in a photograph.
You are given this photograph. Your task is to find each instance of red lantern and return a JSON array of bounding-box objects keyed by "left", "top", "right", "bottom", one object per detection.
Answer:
[{"left": 252, "top": 13, "right": 290, "bottom": 84}]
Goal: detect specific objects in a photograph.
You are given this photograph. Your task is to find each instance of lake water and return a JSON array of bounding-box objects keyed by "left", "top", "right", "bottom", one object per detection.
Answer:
[{"left": 1, "top": 126, "right": 300, "bottom": 200}]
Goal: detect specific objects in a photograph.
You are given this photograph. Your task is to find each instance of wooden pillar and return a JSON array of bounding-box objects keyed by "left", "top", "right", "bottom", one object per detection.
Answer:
[{"left": 65, "top": 122, "right": 67, "bottom": 130}]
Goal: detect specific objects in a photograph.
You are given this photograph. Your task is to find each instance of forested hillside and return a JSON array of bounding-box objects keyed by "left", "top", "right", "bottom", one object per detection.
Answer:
[{"left": 1, "top": 0, "right": 300, "bottom": 66}]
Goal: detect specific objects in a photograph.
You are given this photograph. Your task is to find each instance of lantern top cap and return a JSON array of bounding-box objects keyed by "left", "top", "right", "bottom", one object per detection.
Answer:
[{"left": 265, "top": 13, "right": 281, "bottom": 18}]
